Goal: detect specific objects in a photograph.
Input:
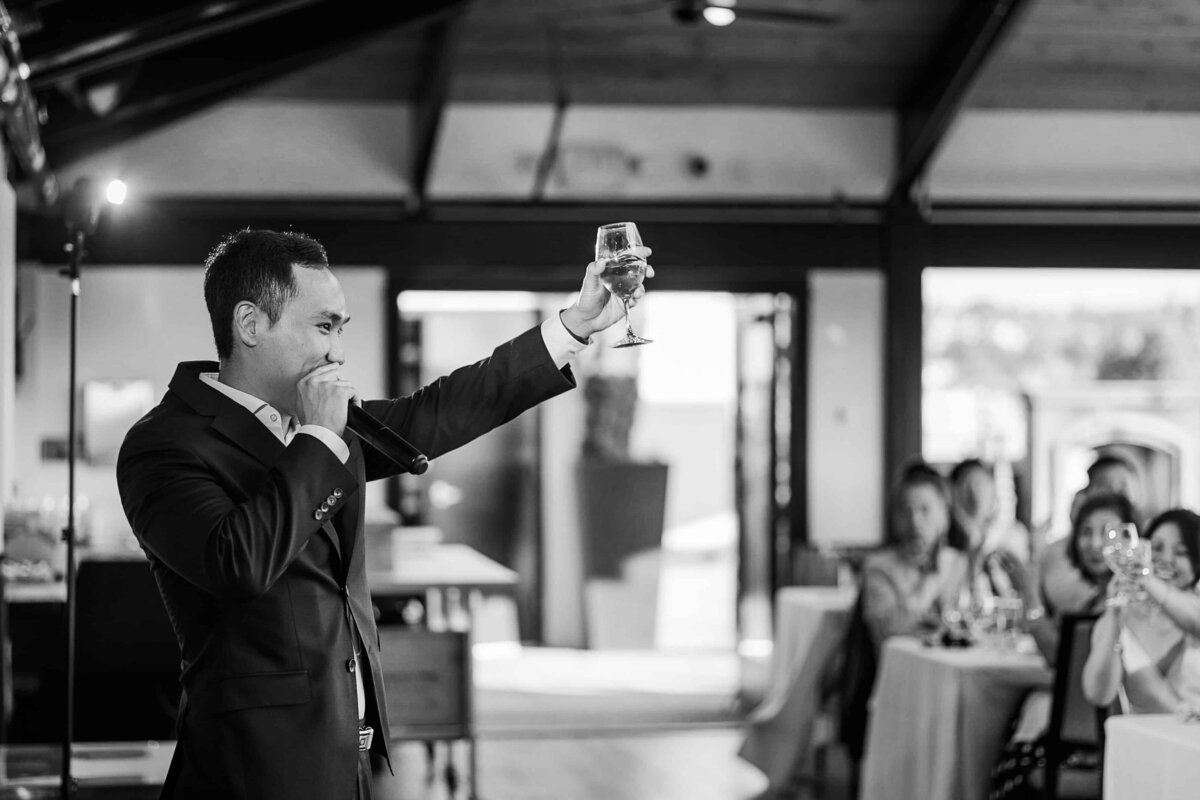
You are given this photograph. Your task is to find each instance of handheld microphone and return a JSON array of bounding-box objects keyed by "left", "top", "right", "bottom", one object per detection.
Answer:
[{"left": 345, "top": 404, "right": 429, "bottom": 475}]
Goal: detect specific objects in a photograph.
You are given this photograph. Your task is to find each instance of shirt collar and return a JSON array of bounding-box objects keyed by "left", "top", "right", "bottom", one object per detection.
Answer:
[{"left": 199, "top": 372, "right": 295, "bottom": 444}]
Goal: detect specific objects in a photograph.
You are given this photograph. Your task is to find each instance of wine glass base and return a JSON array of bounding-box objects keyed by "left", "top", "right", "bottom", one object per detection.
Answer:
[{"left": 612, "top": 335, "right": 652, "bottom": 348}]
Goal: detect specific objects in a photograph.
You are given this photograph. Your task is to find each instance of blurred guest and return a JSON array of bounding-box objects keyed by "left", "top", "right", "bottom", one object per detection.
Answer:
[
  {"left": 828, "top": 462, "right": 971, "bottom": 776},
  {"left": 1040, "top": 454, "right": 1142, "bottom": 615},
  {"left": 1068, "top": 453, "right": 1143, "bottom": 524},
  {"left": 988, "top": 492, "right": 1135, "bottom": 800},
  {"left": 861, "top": 463, "right": 971, "bottom": 647},
  {"left": 1083, "top": 508, "right": 1200, "bottom": 715},
  {"left": 949, "top": 458, "right": 1030, "bottom": 563},
  {"left": 948, "top": 458, "right": 1033, "bottom": 607},
  {"left": 1030, "top": 492, "right": 1134, "bottom": 658}
]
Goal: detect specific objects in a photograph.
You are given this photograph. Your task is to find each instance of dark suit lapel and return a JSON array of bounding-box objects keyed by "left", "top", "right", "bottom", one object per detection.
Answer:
[
  {"left": 171, "top": 361, "right": 287, "bottom": 469},
  {"left": 169, "top": 361, "right": 346, "bottom": 570},
  {"left": 210, "top": 411, "right": 286, "bottom": 468},
  {"left": 333, "top": 440, "right": 367, "bottom": 581}
]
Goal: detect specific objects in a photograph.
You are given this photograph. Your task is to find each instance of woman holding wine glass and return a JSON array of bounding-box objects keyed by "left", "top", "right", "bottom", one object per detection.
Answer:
[
  {"left": 988, "top": 492, "right": 1135, "bottom": 800},
  {"left": 1083, "top": 508, "right": 1200, "bottom": 716}
]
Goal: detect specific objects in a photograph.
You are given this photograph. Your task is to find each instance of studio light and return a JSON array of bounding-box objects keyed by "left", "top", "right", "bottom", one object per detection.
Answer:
[
  {"left": 704, "top": 6, "right": 736, "bottom": 26},
  {"left": 64, "top": 176, "right": 129, "bottom": 235},
  {"left": 105, "top": 179, "right": 127, "bottom": 205}
]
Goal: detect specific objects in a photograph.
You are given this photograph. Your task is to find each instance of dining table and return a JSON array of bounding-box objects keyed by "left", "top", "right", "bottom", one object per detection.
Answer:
[
  {"left": 859, "top": 635, "right": 1052, "bottom": 800},
  {"left": 1103, "top": 712, "right": 1200, "bottom": 799},
  {"left": 737, "top": 585, "right": 856, "bottom": 790}
]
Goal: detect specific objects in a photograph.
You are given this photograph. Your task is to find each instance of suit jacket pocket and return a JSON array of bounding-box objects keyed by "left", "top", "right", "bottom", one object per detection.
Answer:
[{"left": 212, "top": 669, "right": 310, "bottom": 714}]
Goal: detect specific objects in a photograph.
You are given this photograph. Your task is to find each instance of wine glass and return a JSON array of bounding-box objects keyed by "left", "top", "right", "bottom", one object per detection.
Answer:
[
  {"left": 595, "top": 222, "right": 652, "bottom": 348},
  {"left": 1101, "top": 522, "right": 1150, "bottom": 606}
]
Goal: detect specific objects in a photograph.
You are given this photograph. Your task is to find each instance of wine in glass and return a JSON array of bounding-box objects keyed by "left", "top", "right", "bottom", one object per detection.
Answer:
[{"left": 595, "top": 221, "right": 652, "bottom": 348}]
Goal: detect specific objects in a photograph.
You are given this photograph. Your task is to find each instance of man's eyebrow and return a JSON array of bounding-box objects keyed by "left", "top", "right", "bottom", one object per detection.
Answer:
[{"left": 316, "top": 311, "right": 350, "bottom": 325}]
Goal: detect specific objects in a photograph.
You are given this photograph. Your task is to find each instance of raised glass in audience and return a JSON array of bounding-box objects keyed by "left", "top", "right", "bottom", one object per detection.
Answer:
[{"left": 1101, "top": 521, "right": 1150, "bottom": 606}]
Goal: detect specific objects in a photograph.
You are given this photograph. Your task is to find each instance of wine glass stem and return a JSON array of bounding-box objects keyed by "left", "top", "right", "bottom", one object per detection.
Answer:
[{"left": 622, "top": 298, "right": 634, "bottom": 337}]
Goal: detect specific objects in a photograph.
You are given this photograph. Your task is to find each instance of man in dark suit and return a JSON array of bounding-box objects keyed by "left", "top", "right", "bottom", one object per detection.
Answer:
[{"left": 116, "top": 228, "right": 650, "bottom": 799}]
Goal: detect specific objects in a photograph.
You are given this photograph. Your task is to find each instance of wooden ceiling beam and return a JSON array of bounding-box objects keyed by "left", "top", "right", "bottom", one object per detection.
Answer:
[
  {"left": 888, "top": 0, "right": 1034, "bottom": 208},
  {"left": 409, "top": 1, "right": 472, "bottom": 213},
  {"left": 36, "top": 0, "right": 463, "bottom": 167},
  {"left": 26, "top": 0, "right": 327, "bottom": 90}
]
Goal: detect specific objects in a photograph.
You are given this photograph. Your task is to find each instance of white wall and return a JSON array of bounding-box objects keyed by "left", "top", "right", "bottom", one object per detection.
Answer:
[
  {"left": 51, "top": 96, "right": 1200, "bottom": 205},
  {"left": 808, "top": 270, "right": 885, "bottom": 547},
  {"left": 57, "top": 101, "right": 412, "bottom": 199},
  {"left": 431, "top": 105, "right": 894, "bottom": 201},
  {"left": 12, "top": 264, "right": 388, "bottom": 548},
  {"left": 931, "top": 110, "right": 1200, "bottom": 202}
]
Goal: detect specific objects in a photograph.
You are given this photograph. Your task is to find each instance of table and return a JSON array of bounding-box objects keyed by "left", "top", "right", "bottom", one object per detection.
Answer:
[
  {"left": 368, "top": 541, "right": 519, "bottom": 596},
  {"left": 369, "top": 540, "right": 518, "bottom": 800},
  {"left": 1104, "top": 713, "right": 1200, "bottom": 799},
  {"left": 737, "top": 586, "right": 856, "bottom": 790},
  {"left": 0, "top": 741, "right": 172, "bottom": 798},
  {"left": 860, "top": 636, "right": 1051, "bottom": 800}
]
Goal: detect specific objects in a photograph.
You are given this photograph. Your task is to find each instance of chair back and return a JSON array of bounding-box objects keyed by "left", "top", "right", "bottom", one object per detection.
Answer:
[
  {"left": 75, "top": 555, "right": 179, "bottom": 674},
  {"left": 826, "top": 585, "right": 877, "bottom": 763},
  {"left": 1047, "top": 612, "right": 1101, "bottom": 748}
]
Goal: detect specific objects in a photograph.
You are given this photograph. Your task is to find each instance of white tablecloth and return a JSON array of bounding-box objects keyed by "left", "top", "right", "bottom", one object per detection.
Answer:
[
  {"left": 1104, "top": 713, "right": 1200, "bottom": 799},
  {"left": 860, "top": 637, "right": 1051, "bottom": 800},
  {"left": 738, "top": 586, "right": 856, "bottom": 789}
]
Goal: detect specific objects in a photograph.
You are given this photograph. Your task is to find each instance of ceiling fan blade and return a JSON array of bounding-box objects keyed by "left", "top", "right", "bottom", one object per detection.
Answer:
[{"left": 721, "top": 5, "right": 843, "bottom": 25}]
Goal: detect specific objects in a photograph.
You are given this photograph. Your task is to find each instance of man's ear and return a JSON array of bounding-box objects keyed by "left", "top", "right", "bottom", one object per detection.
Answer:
[{"left": 233, "top": 301, "right": 264, "bottom": 348}]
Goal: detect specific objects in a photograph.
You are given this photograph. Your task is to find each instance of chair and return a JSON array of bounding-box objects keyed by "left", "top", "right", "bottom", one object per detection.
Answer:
[
  {"left": 1041, "top": 612, "right": 1109, "bottom": 800},
  {"left": 805, "top": 584, "right": 874, "bottom": 800},
  {"left": 73, "top": 555, "right": 181, "bottom": 741}
]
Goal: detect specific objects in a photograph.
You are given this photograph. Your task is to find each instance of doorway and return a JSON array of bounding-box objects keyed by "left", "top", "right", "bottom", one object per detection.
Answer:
[{"left": 392, "top": 290, "right": 778, "bottom": 655}]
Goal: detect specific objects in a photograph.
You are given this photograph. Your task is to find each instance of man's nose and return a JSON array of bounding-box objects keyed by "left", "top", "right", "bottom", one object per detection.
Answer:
[{"left": 327, "top": 336, "right": 345, "bottom": 365}]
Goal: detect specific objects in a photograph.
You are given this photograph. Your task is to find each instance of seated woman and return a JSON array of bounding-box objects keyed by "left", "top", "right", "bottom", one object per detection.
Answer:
[
  {"left": 949, "top": 457, "right": 1031, "bottom": 567},
  {"left": 830, "top": 463, "right": 971, "bottom": 774},
  {"left": 988, "top": 491, "right": 1135, "bottom": 800},
  {"left": 1083, "top": 508, "right": 1200, "bottom": 715},
  {"left": 1026, "top": 492, "right": 1135, "bottom": 661},
  {"left": 947, "top": 458, "right": 1038, "bottom": 626},
  {"left": 860, "top": 463, "right": 971, "bottom": 648}
]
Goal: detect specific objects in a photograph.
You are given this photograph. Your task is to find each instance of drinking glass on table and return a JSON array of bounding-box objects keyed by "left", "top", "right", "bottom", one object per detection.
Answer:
[
  {"left": 595, "top": 222, "right": 652, "bottom": 348},
  {"left": 993, "top": 597, "right": 1025, "bottom": 650}
]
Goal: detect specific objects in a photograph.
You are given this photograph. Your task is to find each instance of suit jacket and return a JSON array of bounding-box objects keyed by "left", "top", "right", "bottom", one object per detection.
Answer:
[{"left": 116, "top": 325, "right": 575, "bottom": 800}]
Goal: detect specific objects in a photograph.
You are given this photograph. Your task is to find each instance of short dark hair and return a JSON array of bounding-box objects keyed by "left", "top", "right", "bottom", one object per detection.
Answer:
[
  {"left": 203, "top": 229, "right": 329, "bottom": 360},
  {"left": 1143, "top": 508, "right": 1200, "bottom": 588},
  {"left": 950, "top": 457, "right": 993, "bottom": 485},
  {"left": 1086, "top": 453, "right": 1137, "bottom": 483},
  {"left": 1067, "top": 491, "right": 1136, "bottom": 575},
  {"left": 887, "top": 459, "right": 950, "bottom": 546}
]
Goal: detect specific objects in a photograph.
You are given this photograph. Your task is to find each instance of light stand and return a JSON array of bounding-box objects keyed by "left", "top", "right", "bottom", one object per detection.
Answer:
[{"left": 59, "top": 176, "right": 106, "bottom": 800}]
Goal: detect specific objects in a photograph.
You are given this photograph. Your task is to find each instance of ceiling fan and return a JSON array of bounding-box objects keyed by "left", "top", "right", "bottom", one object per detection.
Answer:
[
  {"left": 558, "top": 0, "right": 845, "bottom": 28},
  {"left": 669, "top": 0, "right": 843, "bottom": 26}
]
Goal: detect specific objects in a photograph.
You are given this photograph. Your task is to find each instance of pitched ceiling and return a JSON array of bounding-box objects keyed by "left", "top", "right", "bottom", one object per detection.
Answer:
[{"left": 4, "top": 0, "right": 1200, "bottom": 194}]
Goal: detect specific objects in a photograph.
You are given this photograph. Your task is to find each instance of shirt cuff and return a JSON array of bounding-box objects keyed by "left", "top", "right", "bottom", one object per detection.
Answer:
[
  {"left": 297, "top": 425, "right": 350, "bottom": 464},
  {"left": 541, "top": 314, "right": 590, "bottom": 370}
]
